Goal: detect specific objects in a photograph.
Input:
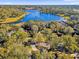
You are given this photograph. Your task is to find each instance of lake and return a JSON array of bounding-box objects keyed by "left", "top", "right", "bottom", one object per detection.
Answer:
[{"left": 18, "top": 10, "right": 64, "bottom": 23}]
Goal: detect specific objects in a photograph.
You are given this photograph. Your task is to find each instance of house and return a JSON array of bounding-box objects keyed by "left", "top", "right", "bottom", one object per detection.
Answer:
[
  {"left": 23, "top": 40, "right": 50, "bottom": 49},
  {"left": 35, "top": 42, "right": 50, "bottom": 49}
]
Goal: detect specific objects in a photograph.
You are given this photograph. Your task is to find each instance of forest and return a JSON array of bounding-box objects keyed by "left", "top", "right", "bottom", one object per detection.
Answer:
[{"left": 0, "top": 5, "right": 79, "bottom": 59}]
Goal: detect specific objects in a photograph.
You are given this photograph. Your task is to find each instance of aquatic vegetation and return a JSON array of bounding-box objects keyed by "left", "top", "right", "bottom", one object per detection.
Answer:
[
  {"left": 0, "top": 6, "right": 25, "bottom": 22},
  {"left": 0, "top": 13, "right": 26, "bottom": 23}
]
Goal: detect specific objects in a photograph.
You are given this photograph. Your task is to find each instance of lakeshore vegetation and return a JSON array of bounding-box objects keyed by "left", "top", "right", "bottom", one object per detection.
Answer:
[{"left": 0, "top": 5, "right": 79, "bottom": 59}]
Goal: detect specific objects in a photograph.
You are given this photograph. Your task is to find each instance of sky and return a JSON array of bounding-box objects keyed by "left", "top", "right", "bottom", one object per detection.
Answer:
[{"left": 0, "top": 0, "right": 79, "bottom": 5}]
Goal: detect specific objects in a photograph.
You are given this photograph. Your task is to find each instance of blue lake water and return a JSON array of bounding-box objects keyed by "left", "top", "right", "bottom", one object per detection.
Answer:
[{"left": 18, "top": 10, "right": 64, "bottom": 22}]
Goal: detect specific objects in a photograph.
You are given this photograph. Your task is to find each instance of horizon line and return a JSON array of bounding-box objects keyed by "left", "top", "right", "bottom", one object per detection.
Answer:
[{"left": 0, "top": 4, "right": 79, "bottom": 5}]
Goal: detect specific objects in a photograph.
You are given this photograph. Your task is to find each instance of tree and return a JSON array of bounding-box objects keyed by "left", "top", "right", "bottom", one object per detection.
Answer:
[
  {"left": 33, "top": 32, "right": 47, "bottom": 42},
  {"left": 31, "top": 25, "right": 39, "bottom": 34},
  {"left": 49, "top": 33, "right": 60, "bottom": 50},
  {"left": 63, "top": 26, "right": 74, "bottom": 34},
  {"left": 61, "top": 35, "right": 78, "bottom": 53}
]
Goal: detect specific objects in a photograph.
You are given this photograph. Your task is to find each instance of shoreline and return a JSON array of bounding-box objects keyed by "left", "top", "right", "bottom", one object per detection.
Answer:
[{"left": 0, "top": 12, "right": 29, "bottom": 24}]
